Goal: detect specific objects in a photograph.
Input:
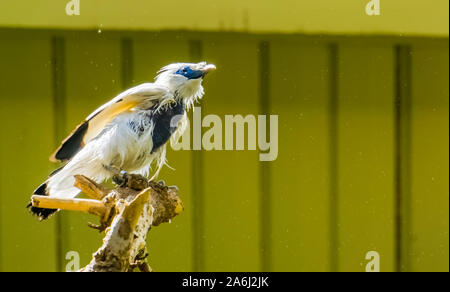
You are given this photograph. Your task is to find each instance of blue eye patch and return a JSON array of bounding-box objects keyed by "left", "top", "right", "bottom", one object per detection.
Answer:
[{"left": 175, "top": 66, "right": 204, "bottom": 79}]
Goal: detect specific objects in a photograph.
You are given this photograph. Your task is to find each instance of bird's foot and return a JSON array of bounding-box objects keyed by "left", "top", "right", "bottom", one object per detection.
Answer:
[
  {"left": 125, "top": 173, "right": 149, "bottom": 190},
  {"left": 104, "top": 165, "right": 129, "bottom": 187},
  {"left": 112, "top": 170, "right": 129, "bottom": 187},
  {"left": 104, "top": 165, "right": 149, "bottom": 190}
]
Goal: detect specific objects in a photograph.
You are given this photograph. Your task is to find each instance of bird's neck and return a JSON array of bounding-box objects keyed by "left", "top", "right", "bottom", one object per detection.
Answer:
[{"left": 173, "top": 83, "right": 204, "bottom": 110}]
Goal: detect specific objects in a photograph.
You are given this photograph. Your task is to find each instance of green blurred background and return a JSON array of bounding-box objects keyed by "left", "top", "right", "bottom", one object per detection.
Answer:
[{"left": 0, "top": 0, "right": 448, "bottom": 272}]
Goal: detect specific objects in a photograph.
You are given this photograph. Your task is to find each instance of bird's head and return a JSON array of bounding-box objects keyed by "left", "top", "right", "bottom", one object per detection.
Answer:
[{"left": 155, "top": 62, "right": 216, "bottom": 107}]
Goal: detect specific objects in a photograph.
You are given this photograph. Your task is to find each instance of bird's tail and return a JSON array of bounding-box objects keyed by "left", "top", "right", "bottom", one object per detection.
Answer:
[
  {"left": 27, "top": 181, "right": 58, "bottom": 220},
  {"left": 28, "top": 168, "right": 82, "bottom": 220},
  {"left": 28, "top": 157, "right": 106, "bottom": 220}
]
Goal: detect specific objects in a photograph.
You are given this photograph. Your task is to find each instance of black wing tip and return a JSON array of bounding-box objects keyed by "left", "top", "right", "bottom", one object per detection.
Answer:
[
  {"left": 28, "top": 182, "right": 58, "bottom": 221},
  {"left": 53, "top": 121, "right": 89, "bottom": 162}
]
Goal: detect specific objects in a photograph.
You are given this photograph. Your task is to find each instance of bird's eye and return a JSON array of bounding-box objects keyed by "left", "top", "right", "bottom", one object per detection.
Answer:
[{"left": 175, "top": 66, "right": 200, "bottom": 79}]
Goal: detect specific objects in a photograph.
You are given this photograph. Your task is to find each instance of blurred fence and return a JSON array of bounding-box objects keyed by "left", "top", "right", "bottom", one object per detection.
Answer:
[{"left": 0, "top": 28, "right": 448, "bottom": 272}]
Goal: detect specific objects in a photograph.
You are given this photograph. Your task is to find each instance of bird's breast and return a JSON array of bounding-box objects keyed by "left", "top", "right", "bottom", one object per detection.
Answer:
[
  {"left": 149, "top": 100, "right": 185, "bottom": 153},
  {"left": 128, "top": 100, "right": 185, "bottom": 153}
]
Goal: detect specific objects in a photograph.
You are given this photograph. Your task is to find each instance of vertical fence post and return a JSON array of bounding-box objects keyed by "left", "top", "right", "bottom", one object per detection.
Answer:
[
  {"left": 189, "top": 40, "right": 205, "bottom": 272},
  {"left": 259, "top": 41, "right": 272, "bottom": 272},
  {"left": 121, "top": 38, "right": 134, "bottom": 89},
  {"left": 328, "top": 43, "right": 339, "bottom": 272},
  {"left": 394, "top": 45, "right": 412, "bottom": 272},
  {"left": 51, "top": 36, "right": 67, "bottom": 272}
]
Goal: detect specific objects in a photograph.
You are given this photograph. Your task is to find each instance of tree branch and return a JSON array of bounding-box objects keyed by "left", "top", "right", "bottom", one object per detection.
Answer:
[{"left": 30, "top": 174, "right": 183, "bottom": 272}]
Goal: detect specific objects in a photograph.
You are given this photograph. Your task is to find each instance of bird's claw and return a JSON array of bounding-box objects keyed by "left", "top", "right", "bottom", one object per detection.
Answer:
[
  {"left": 114, "top": 171, "right": 148, "bottom": 190},
  {"left": 112, "top": 170, "right": 129, "bottom": 187},
  {"left": 104, "top": 165, "right": 129, "bottom": 187},
  {"left": 105, "top": 165, "right": 148, "bottom": 190}
]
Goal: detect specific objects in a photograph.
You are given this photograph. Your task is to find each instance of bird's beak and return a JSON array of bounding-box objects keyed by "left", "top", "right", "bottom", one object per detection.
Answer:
[{"left": 201, "top": 64, "right": 216, "bottom": 76}]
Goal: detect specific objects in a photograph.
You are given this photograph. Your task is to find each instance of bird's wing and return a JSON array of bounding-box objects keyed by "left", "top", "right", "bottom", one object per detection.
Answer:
[{"left": 50, "top": 83, "right": 170, "bottom": 162}]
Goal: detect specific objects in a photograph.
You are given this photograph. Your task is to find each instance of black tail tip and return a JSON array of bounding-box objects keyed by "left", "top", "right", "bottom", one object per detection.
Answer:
[
  {"left": 27, "top": 182, "right": 57, "bottom": 220},
  {"left": 27, "top": 203, "right": 57, "bottom": 221}
]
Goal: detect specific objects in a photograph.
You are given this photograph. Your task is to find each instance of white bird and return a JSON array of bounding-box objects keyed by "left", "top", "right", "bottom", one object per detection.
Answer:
[{"left": 28, "top": 62, "right": 216, "bottom": 220}]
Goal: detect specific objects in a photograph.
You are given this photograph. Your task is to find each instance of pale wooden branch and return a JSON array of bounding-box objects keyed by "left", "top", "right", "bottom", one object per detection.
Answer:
[
  {"left": 30, "top": 174, "right": 183, "bottom": 272},
  {"left": 31, "top": 195, "right": 107, "bottom": 217},
  {"left": 73, "top": 174, "right": 109, "bottom": 200}
]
